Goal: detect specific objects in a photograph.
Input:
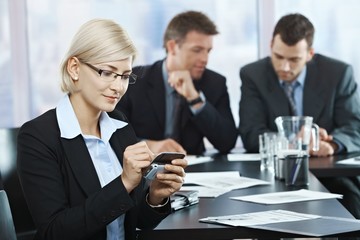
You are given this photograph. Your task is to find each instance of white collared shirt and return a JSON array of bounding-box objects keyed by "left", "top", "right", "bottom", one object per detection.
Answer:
[{"left": 56, "top": 95, "right": 128, "bottom": 240}]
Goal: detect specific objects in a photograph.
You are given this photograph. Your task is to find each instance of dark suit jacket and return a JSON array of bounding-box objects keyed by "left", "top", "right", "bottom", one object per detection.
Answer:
[
  {"left": 239, "top": 54, "right": 360, "bottom": 153},
  {"left": 17, "top": 109, "right": 170, "bottom": 240},
  {"left": 117, "top": 60, "right": 237, "bottom": 155}
]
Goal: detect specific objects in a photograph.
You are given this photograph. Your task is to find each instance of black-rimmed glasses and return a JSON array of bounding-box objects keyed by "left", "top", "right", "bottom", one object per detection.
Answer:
[{"left": 83, "top": 62, "right": 137, "bottom": 84}]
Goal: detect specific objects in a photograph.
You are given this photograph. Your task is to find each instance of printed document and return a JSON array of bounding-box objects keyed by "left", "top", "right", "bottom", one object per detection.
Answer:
[
  {"left": 200, "top": 209, "right": 320, "bottom": 227},
  {"left": 184, "top": 171, "right": 270, "bottom": 190},
  {"left": 180, "top": 185, "right": 229, "bottom": 198},
  {"left": 200, "top": 209, "right": 360, "bottom": 236}
]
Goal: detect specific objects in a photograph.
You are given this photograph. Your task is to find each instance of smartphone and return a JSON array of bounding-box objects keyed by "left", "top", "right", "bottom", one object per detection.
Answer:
[
  {"left": 143, "top": 152, "right": 185, "bottom": 180},
  {"left": 152, "top": 152, "right": 186, "bottom": 164}
]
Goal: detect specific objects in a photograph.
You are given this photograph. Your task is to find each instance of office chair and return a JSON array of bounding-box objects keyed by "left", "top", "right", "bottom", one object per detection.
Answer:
[
  {"left": 0, "top": 170, "right": 3, "bottom": 190},
  {"left": 0, "top": 190, "right": 17, "bottom": 240},
  {"left": 0, "top": 128, "right": 36, "bottom": 240}
]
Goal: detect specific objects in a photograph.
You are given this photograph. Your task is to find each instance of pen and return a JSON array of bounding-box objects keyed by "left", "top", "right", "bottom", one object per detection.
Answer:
[{"left": 291, "top": 157, "right": 303, "bottom": 185}]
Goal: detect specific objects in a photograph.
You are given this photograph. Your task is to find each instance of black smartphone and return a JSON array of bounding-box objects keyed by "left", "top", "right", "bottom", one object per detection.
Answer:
[
  {"left": 143, "top": 152, "right": 185, "bottom": 180},
  {"left": 152, "top": 152, "right": 186, "bottom": 164}
]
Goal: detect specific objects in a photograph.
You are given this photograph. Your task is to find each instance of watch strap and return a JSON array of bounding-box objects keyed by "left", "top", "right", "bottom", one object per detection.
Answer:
[{"left": 188, "top": 96, "right": 203, "bottom": 106}]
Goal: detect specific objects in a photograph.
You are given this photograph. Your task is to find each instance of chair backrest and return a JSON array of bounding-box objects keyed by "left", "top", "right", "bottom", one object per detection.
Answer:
[
  {"left": 0, "top": 190, "right": 17, "bottom": 240},
  {"left": 0, "top": 170, "right": 3, "bottom": 190},
  {"left": 0, "top": 128, "right": 36, "bottom": 238}
]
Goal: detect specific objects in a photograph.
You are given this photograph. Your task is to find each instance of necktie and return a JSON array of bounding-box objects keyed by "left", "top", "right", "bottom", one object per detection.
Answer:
[
  {"left": 170, "top": 91, "right": 183, "bottom": 141},
  {"left": 283, "top": 82, "right": 298, "bottom": 116}
]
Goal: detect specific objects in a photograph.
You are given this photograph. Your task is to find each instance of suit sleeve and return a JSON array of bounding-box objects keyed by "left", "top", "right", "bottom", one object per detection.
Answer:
[
  {"left": 191, "top": 79, "right": 238, "bottom": 153},
  {"left": 17, "top": 121, "right": 169, "bottom": 240},
  {"left": 331, "top": 65, "right": 360, "bottom": 152},
  {"left": 239, "top": 67, "right": 272, "bottom": 153}
]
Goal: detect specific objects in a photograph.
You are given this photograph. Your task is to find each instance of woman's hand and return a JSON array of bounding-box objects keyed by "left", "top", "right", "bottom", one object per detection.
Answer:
[
  {"left": 148, "top": 158, "right": 188, "bottom": 206},
  {"left": 121, "top": 141, "right": 154, "bottom": 192}
]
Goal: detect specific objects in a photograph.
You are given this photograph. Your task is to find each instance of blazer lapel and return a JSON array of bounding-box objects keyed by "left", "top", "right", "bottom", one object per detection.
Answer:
[
  {"left": 264, "top": 60, "right": 292, "bottom": 117},
  {"left": 109, "top": 125, "right": 138, "bottom": 166},
  {"left": 61, "top": 136, "right": 101, "bottom": 197},
  {"left": 303, "top": 59, "right": 325, "bottom": 121},
  {"left": 61, "top": 124, "right": 138, "bottom": 198}
]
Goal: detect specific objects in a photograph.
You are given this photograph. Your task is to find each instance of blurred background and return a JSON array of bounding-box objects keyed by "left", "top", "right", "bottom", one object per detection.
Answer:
[{"left": 1, "top": 0, "right": 360, "bottom": 148}]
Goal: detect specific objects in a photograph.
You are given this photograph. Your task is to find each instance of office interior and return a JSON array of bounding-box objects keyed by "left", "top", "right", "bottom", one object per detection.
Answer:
[
  {"left": 1, "top": 0, "right": 360, "bottom": 147},
  {"left": 2, "top": 1, "right": 360, "bottom": 239}
]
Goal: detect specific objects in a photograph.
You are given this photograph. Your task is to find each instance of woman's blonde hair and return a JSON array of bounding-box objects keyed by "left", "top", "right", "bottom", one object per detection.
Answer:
[{"left": 60, "top": 19, "right": 137, "bottom": 93}]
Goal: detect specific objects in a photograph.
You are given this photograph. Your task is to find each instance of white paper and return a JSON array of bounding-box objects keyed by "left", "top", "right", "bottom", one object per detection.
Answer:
[
  {"left": 227, "top": 153, "right": 261, "bottom": 161},
  {"left": 200, "top": 209, "right": 321, "bottom": 227},
  {"left": 184, "top": 171, "right": 270, "bottom": 190},
  {"left": 180, "top": 186, "right": 229, "bottom": 198},
  {"left": 185, "top": 155, "right": 213, "bottom": 166},
  {"left": 336, "top": 157, "right": 360, "bottom": 165},
  {"left": 230, "top": 189, "right": 343, "bottom": 204}
]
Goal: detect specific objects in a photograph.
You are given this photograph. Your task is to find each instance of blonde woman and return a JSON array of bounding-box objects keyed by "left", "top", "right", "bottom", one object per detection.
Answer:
[{"left": 17, "top": 19, "right": 187, "bottom": 240}]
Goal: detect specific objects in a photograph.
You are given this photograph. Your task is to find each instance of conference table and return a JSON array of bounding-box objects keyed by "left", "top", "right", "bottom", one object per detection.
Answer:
[
  {"left": 137, "top": 153, "right": 360, "bottom": 240},
  {"left": 310, "top": 151, "right": 360, "bottom": 177}
]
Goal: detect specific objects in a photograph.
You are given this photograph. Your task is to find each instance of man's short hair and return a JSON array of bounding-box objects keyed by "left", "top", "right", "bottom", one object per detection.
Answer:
[
  {"left": 273, "top": 13, "right": 315, "bottom": 48},
  {"left": 163, "top": 10, "right": 218, "bottom": 49}
]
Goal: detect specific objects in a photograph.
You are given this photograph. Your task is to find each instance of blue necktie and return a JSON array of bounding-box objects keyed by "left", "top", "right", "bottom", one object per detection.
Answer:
[{"left": 283, "top": 82, "right": 298, "bottom": 116}]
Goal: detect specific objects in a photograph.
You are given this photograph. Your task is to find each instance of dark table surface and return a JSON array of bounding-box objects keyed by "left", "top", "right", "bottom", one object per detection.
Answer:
[
  {"left": 137, "top": 154, "right": 360, "bottom": 240},
  {"left": 309, "top": 151, "right": 360, "bottom": 177}
]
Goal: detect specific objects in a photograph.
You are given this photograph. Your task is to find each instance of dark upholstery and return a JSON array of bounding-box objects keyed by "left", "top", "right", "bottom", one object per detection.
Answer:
[
  {"left": 0, "top": 128, "right": 36, "bottom": 239},
  {"left": 0, "top": 190, "right": 17, "bottom": 240}
]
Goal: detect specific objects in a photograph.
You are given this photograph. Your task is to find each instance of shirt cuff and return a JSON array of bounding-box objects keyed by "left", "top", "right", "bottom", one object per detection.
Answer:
[
  {"left": 332, "top": 138, "right": 345, "bottom": 154},
  {"left": 189, "top": 91, "right": 206, "bottom": 115}
]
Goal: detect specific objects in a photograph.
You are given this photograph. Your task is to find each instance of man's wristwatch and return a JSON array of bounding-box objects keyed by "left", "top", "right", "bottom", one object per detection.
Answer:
[{"left": 187, "top": 91, "right": 205, "bottom": 106}]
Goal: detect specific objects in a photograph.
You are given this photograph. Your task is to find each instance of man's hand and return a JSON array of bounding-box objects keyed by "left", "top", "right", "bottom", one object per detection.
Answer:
[
  {"left": 145, "top": 139, "right": 186, "bottom": 155},
  {"left": 310, "top": 127, "right": 337, "bottom": 157},
  {"left": 310, "top": 140, "right": 335, "bottom": 157},
  {"left": 318, "top": 127, "right": 333, "bottom": 142},
  {"left": 168, "top": 70, "right": 199, "bottom": 101}
]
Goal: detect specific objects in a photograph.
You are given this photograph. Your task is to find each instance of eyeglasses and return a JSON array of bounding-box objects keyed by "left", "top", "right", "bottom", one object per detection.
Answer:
[{"left": 83, "top": 62, "right": 137, "bottom": 84}]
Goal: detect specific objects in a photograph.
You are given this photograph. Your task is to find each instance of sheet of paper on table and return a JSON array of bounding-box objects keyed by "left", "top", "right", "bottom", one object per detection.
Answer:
[
  {"left": 336, "top": 156, "right": 360, "bottom": 165},
  {"left": 180, "top": 185, "right": 230, "bottom": 198},
  {"left": 185, "top": 155, "right": 213, "bottom": 166},
  {"left": 184, "top": 171, "right": 270, "bottom": 191},
  {"left": 230, "top": 189, "right": 343, "bottom": 204},
  {"left": 200, "top": 209, "right": 320, "bottom": 227},
  {"left": 199, "top": 209, "right": 360, "bottom": 236},
  {"left": 227, "top": 153, "right": 261, "bottom": 161}
]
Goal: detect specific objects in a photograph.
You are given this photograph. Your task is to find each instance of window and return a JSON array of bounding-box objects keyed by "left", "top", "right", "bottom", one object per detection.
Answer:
[
  {"left": 0, "top": 0, "right": 13, "bottom": 127},
  {"left": 26, "top": 0, "right": 258, "bottom": 129},
  {"left": 274, "top": 0, "right": 360, "bottom": 87}
]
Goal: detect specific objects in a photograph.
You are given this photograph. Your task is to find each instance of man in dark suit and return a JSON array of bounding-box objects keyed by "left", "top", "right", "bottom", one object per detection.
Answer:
[
  {"left": 239, "top": 13, "right": 360, "bottom": 218},
  {"left": 117, "top": 11, "right": 237, "bottom": 155}
]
